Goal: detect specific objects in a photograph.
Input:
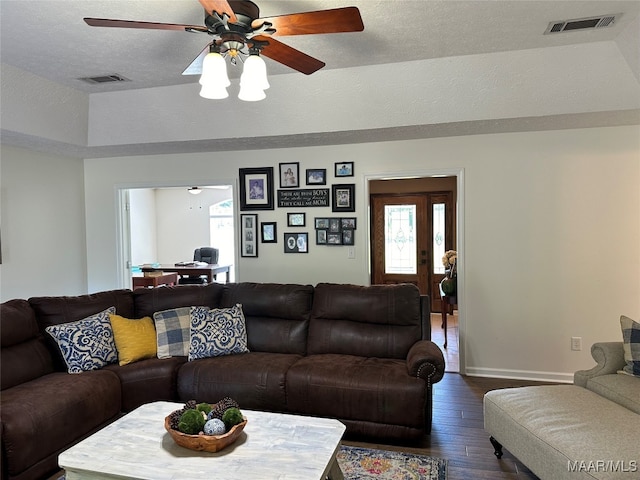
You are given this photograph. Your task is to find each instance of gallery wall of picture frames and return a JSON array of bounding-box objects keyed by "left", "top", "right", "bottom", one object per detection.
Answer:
[
  {"left": 314, "top": 217, "right": 356, "bottom": 246},
  {"left": 238, "top": 162, "right": 356, "bottom": 256}
]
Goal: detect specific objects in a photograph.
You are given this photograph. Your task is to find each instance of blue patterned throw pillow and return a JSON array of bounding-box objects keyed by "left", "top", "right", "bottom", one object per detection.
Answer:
[
  {"left": 189, "top": 304, "right": 249, "bottom": 361},
  {"left": 45, "top": 307, "right": 118, "bottom": 374},
  {"left": 153, "top": 307, "right": 191, "bottom": 358},
  {"left": 620, "top": 315, "right": 640, "bottom": 377}
]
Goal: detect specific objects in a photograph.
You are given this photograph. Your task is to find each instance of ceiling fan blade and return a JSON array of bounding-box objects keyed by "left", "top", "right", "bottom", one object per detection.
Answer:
[
  {"left": 253, "top": 35, "right": 325, "bottom": 75},
  {"left": 182, "top": 44, "right": 211, "bottom": 75},
  {"left": 198, "top": 0, "right": 237, "bottom": 24},
  {"left": 84, "top": 18, "right": 207, "bottom": 32},
  {"left": 252, "top": 7, "right": 364, "bottom": 36}
]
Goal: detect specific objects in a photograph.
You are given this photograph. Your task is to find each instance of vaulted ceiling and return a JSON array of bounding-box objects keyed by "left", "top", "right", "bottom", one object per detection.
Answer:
[{"left": 1, "top": 1, "right": 639, "bottom": 158}]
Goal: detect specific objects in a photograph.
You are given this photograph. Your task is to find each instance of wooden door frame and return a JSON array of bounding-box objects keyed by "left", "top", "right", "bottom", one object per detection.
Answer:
[{"left": 364, "top": 168, "right": 466, "bottom": 375}]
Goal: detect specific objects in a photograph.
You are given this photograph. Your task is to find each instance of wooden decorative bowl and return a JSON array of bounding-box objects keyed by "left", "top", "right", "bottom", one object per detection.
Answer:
[{"left": 164, "top": 415, "right": 247, "bottom": 453}]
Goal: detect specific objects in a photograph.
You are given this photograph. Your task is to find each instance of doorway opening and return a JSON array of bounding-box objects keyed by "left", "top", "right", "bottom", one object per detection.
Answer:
[
  {"left": 368, "top": 175, "right": 459, "bottom": 373},
  {"left": 120, "top": 185, "right": 235, "bottom": 288}
]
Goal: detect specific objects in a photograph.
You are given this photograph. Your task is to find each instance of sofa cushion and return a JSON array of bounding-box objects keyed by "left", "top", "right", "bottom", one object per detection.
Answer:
[
  {"left": 45, "top": 307, "right": 118, "bottom": 373},
  {"left": 221, "top": 283, "right": 313, "bottom": 355},
  {"left": 620, "top": 315, "right": 640, "bottom": 376},
  {"left": 308, "top": 283, "right": 422, "bottom": 359},
  {"left": 133, "top": 283, "right": 224, "bottom": 318},
  {"left": 109, "top": 314, "right": 157, "bottom": 366},
  {"left": 153, "top": 307, "right": 191, "bottom": 358},
  {"left": 0, "top": 370, "right": 121, "bottom": 479},
  {"left": 188, "top": 304, "right": 249, "bottom": 360},
  {"left": 1, "top": 299, "right": 54, "bottom": 390},
  {"left": 484, "top": 385, "right": 640, "bottom": 480},
  {"left": 586, "top": 373, "right": 640, "bottom": 415},
  {"left": 178, "top": 352, "right": 301, "bottom": 411},
  {"left": 286, "top": 354, "right": 426, "bottom": 429},
  {"left": 29, "top": 289, "right": 135, "bottom": 371},
  {"left": 104, "top": 357, "right": 186, "bottom": 412},
  {"left": 29, "top": 289, "right": 135, "bottom": 331}
]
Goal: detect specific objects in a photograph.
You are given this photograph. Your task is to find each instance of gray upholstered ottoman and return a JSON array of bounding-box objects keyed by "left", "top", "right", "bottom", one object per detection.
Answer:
[{"left": 484, "top": 385, "right": 640, "bottom": 480}]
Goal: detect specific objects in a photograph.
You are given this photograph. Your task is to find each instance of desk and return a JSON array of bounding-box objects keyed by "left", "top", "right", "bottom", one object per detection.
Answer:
[
  {"left": 438, "top": 284, "right": 457, "bottom": 349},
  {"left": 132, "top": 272, "right": 178, "bottom": 289},
  {"left": 140, "top": 264, "right": 232, "bottom": 284}
]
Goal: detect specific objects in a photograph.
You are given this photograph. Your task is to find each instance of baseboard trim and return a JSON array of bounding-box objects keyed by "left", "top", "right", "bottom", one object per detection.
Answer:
[{"left": 465, "top": 367, "right": 573, "bottom": 384}]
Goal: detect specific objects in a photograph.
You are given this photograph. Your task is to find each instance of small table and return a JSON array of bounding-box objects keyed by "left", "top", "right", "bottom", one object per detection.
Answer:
[
  {"left": 59, "top": 401, "right": 346, "bottom": 480},
  {"left": 439, "top": 284, "right": 457, "bottom": 349},
  {"left": 141, "top": 264, "right": 232, "bottom": 284},
  {"left": 132, "top": 272, "right": 178, "bottom": 289}
]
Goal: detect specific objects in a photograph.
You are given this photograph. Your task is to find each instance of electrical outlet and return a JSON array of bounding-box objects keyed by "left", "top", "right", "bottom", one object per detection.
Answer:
[{"left": 571, "top": 336, "right": 582, "bottom": 351}]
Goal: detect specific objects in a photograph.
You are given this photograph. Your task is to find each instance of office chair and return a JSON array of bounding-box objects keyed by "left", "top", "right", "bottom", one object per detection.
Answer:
[{"left": 178, "top": 247, "right": 219, "bottom": 285}]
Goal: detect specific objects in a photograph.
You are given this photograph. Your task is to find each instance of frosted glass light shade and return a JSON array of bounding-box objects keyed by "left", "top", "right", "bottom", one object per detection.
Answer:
[
  {"left": 238, "top": 85, "right": 266, "bottom": 101},
  {"left": 240, "top": 55, "right": 269, "bottom": 90},
  {"left": 238, "top": 54, "right": 269, "bottom": 101},
  {"left": 199, "top": 52, "right": 230, "bottom": 88},
  {"left": 200, "top": 83, "right": 229, "bottom": 99}
]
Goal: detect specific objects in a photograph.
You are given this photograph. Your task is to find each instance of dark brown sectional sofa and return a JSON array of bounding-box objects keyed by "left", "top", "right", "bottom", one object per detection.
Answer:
[{"left": 0, "top": 282, "right": 445, "bottom": 480}]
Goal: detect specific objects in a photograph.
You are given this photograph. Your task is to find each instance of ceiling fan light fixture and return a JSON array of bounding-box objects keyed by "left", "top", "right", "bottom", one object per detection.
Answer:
[
  {"left": 200, "top": 83, "right": 230, "bottom": 99},
  {"left": 238, "top": 54, "right": 269, "bottom": 101},
  {"left": 199, "top": 48, "right": 230, "bottom": 88},
  {"left": 188, "top": 187, "right": 203, "bottom": 195}
]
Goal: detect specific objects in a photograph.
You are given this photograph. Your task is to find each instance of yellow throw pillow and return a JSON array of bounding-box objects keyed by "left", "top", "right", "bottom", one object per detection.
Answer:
[{"left": 109, "top": 314, "right": 157, "bottom": 366}]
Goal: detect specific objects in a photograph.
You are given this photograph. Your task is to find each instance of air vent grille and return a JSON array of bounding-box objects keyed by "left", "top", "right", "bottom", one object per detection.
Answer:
[
  {"left": 544, "top": 13, "right": 622, "bottom": 34},
  {"left": 79, "top": 74, "right": 130, "bottom": 84}
]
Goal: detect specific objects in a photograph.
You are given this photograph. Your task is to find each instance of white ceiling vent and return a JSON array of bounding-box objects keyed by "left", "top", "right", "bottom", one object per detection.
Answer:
[
  {"left": 79, "top": 74, "right": 130, "bottom": 84},
  {"left": 544, "top": 13, "right": 622, "bottom": 34}
]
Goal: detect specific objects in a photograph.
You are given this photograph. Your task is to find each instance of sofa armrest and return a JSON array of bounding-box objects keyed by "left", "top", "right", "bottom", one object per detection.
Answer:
[
  {"left": 574, "top": 342, "right": 626, "bottom": 387},
  {"left": 406, "top": 340, "right": 445, "bottom": 386}
]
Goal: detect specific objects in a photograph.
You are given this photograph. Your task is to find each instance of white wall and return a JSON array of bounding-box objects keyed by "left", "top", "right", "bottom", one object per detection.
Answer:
[
  {"left": 153, "top": 187, "right": 233, "bottom": 265},
  {"left": 0, "top": 145, "right": 87, "bottom": 300},
  {"left": 129, "top": 188, "right": 157, "bottom": 265},
  {"left": 83, "top": 125, "right": 640, "bottom": 382}
]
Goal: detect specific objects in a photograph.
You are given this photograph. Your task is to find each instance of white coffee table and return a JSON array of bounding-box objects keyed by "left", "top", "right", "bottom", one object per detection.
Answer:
[{"left": 59, "top": 401, "right": 346, "bottom": 480}]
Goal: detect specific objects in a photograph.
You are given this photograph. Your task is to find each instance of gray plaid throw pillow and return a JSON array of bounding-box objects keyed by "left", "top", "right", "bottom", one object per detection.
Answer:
[{"left": 153, "top": 307, "right": 191, "bottom": 358}]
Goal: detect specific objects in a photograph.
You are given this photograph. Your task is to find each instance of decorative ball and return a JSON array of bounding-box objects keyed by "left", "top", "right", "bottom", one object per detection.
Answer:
[
  {"left": 196, "top": 402, "right": 212, "bottom": 415},
  {"left": 178, "top": 409, "right": 206, "bottom": 435},
  {"left": 222, "top": 407, "right": 244, "bottom": 430},
  {"left": 203, "top": 418, "right": 226, "bottom": 435}
]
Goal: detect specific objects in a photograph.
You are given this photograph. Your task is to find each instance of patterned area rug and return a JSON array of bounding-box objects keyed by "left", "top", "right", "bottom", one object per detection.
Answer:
[{"left": 338, "top": 445, "right": 447, "bottom": 480}]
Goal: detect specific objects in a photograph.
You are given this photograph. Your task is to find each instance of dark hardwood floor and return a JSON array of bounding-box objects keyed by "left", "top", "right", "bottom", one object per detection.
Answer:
[{"left": 343, "top": 373, "right": 553, "bottom": 479}]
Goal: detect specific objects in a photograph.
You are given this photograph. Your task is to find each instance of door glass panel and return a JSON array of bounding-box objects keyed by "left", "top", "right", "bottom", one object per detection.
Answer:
[
  {"left": 384, "top": 205, "right": 416, "bottom": 274},
  {"left": 433, "top": 203, "right": 445, "bottom": 273}
]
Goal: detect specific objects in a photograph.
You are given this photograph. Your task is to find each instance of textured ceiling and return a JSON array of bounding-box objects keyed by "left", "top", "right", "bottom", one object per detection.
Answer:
[
  {"left": 2, "top": 0, "right": 639, "bottom": 93},
  {"left": 1, "top": 1, "right": 639, "bottom": 158}
]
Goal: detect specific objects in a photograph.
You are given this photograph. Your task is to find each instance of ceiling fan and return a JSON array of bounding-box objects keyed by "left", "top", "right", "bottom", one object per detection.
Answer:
[{"left": 84, "top": 0, "right": 364, "bottom": 78}]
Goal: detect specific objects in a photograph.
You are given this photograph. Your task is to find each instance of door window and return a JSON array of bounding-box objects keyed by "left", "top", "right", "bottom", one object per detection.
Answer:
[{"left": 384, "top": 204, "right": 417, "bottom": 274}]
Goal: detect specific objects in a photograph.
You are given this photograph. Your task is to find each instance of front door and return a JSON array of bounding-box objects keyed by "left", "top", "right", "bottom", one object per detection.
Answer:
[{"left": 370, "top": 192, "right": 454, "bottom": 311}]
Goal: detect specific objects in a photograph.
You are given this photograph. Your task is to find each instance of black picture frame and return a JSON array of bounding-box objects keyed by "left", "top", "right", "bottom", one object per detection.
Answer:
[
  {"left": 279, "top": 162, "right": 300, "bottom": 188},
  {"left": 341, "top": 217, "right": 357, "bottom": 229},
  {"left": 342, "top": 229, "right": 354, "bottom": 245},
  {"left": 240, "top": 214, "right": 258, "bottom": 257},
  {"left": 239, "top": 167, "right": 274, "bottom": 211},
  {"left": 306, "top": 168, "right": 326, "bottom": 185},
  {"left": 335, "top": 162, "right": 354, "bottom": 177},
  {"left": 332, "top": 184, "right": 355, "bottom": 213},
  {"left": 261, "top": 222, "right": 277, "bottom": 243},
  {"left": 284, "top": 232, "right": 309, "bottom": 253},
  {"left": 328, "top": 218, "right": 341, "bottom": 233},
  {"left": 327, "top": 232, "right": 342, "bottom": 245},
  {"left": 316, "top": 229, "right": 328, "bottom": 245},
  {"left": 315, "top": 218, "right": 330, "bottom": 229},
  {"left": 287, "top": 212, "right": 306, "bottom": 227}
]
